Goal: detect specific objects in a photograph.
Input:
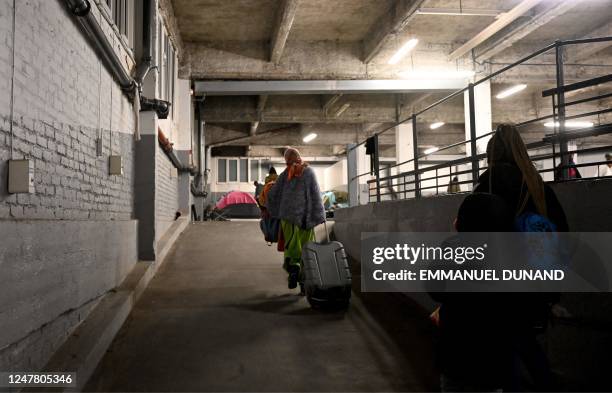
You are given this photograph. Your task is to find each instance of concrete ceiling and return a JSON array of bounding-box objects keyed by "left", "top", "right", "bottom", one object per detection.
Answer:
[
  {"left": 515, "top": 0, "right": 612, "bottom": 44},
  {"left": 290, "top": 0, "right": 395, "bottom": 41},
  {"left": 172, "top": 0, "right": 278, "bottom": 42},
  {"left": 169, "top": 0, "right": 612, "bottom": 157}
]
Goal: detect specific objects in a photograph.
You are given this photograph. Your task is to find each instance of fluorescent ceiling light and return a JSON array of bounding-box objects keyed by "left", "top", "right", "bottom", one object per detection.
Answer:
[
  {"left": 496, "top": 84, "right": 527, "bottom": 99},
  {"left": 430, "top": 122, "right": 445, "bottom": 130},
  {"left": 388, "top": 38, "right": 419, "bottom": 65},
  {"left": 335, "top": 103, "right": 350, "bottom": 117},
  {"left": 424, "top": 146, "right": 440, "bottom": 155},
  {"left": 544, "top": 121, "right": 594, "bottom": 129},
  {"left": 303, "top": 133, "right": 318, "bottom": 143},
  {"left": 398, "top": 70, "right": 475, "bottom": 79}
]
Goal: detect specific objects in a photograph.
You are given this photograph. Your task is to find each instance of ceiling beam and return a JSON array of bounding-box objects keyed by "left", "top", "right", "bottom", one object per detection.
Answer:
[
  {"left": 250, "top": 121, "right": 260, "bottom": 136},
  {"left": 475, "top": 0, "right": 580, "bottom": 61},
  {"left": 448, "top": 0, "right": 544, "bottom": 61},
  {"left": 202, "top": 106, "right": 465, "bottom": 124},
  {"left": 567, "top": 21, "right": 612, "bottom": 63},
  {"left": 257, "top": 94, "right": 269, "bottom": 114},
  {"left": 270, "top": 0, "right": 300, "bottom": 64},
  {"left": 210, "top": 125, "right": 300, "bottom": 147},
  {"left": 250, "top": 95, "right": 269, "bottom": 135},
  {"left": 208, "top": 122, "right": 467, "bottom": 148},
  {"left": 404, "top": 93, "right": 435, "bottom": 112},
  {"left": 362, "top": 0, "right": 425, "bottom": 64},
  {"left": 243, "top": 145, "right": 343, "bottom": 159},
  {"left": 194, "top": 79, "right": 468, "bottom": 96}
]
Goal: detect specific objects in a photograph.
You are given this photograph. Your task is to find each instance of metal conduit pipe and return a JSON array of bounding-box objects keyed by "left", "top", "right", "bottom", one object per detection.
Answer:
[
  {"left": 133, "top": 0, "right": 171, "bottom": 119},
  {"left": 66, "top": 0, "right": 171, "bottom": 137},
  {"left": 65, "top": 0, "right": 136, "bottom": 93},
  {"left": 134, "top": 0, "right": 154, "bottom": 87}
]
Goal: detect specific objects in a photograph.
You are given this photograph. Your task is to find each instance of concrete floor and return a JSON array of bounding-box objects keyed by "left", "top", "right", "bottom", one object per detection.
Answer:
[{"left": 85, "top": 221, "right": 438, "bottom": 392}]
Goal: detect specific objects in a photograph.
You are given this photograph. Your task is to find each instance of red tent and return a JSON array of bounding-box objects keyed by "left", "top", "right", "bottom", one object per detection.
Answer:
[{"left": 215, "top": 191, "right": 258, "bottom": 210}]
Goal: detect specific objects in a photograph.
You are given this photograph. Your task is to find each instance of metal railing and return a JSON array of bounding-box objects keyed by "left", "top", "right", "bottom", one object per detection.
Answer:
[{"left": 349, "top": 37, "right": 612, "bottom": 204}]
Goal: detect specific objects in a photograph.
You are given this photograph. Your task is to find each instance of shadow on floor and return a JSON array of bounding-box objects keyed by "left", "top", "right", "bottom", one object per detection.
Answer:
[
  {"left": 348, "top": 256, "right": 440, "bottom": 392},
  {"left": 226, "top": 293, "right": 351, "bottom": 318}
]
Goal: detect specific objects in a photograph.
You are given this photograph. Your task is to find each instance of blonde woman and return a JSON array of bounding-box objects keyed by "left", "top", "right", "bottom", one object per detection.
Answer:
[
  {"left": 436, "top": 124, "right": 569, "bottom": 391},
  {"left": 475, "top": 123, "right": 568, "bottom": 231}
]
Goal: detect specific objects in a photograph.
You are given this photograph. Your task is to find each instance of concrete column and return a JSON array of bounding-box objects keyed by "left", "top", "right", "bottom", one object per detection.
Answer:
[
  {"left": 134, "top": 112, "right": 159, "bottom": 260},
  {"left": 176, "top": 150, "right": 191, "bottom": 218},
  {"left": 347, "top": 144, "right": 358, "bottom": 207},
  {"left": 196, "top": 98, "right": 206, "bottom": 174},
  {"left": 134, "top": 0, "right": 162, "bottom": 260},
  {"left": 205, "top": 146, "right": 212, "bottom": 178},
  {"left": 394, "top": 123, "right": 415, "bottom": 196},
  {"left": 202, "top": 122, "right": 208, "bottom": 174},
  {"left": 464, "top": 80, "right": 493, "bottom": 156},
  {"left": 395, "top": 122, "right": 414, "bottom": 173},
  {"left": 356, "top": 144, "right": 372, "bottom": 204},
  {"left": 191, "top": 121, "right": 207, "bottom": 220},
  {"left": 175, "top": 80, "right": 192, "bottom": 150},
  {"left": 173, "top": 80, "right": 194, "bottom": 221}
]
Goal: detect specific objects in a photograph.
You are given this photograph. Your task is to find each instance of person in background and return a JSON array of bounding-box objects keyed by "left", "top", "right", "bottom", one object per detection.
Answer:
[
  {"left": 475, "top": 123, "right": 568, "bottom": 391},
  {"left": 253, "top": 181, "right": 264, "bottom": 202},
  {"left": 265, "top": 166, "right": 278, "bottom": 184},
  {"left": 477, "top": 124, "right": 568, "bottom": 231},
  {"left": 258, "top": 167, "right": 279, "bottom": 208},
  {"left": 554, "top": 155, "right": 582, "bottom": 180},
  {"left": 447, "top": 176, "right": 461, "bottom": 193},
  {"left": 266, "top": 148, "right": 325, "bottom": 292},
  {"left": 598, "top": 153, "right": 612, "bottom": 177}
]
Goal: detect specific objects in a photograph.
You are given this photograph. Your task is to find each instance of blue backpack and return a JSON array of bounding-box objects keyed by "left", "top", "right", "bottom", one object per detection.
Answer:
[
  {"left": 514, "top": 211, "right": 557, "bottom": 233},
  {"left": 514, "top": 212, "right": 567, "bottom": 270},
  {"left": 260, "top": 217, "right": 280, "bottom": 244}
]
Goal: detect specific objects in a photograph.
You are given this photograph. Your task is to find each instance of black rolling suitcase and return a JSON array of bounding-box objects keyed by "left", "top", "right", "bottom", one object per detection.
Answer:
[{"left": 301, "top": 222, "right": 352, "bottom": 309}]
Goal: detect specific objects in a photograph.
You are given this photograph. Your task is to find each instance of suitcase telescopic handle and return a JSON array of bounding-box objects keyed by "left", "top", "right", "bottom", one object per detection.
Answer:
[
  {"left": 314, "top": 220, "right": 331, "bottom": 243},
  {"left": 323, "top": 220, "right": 330, "bottom": 243}
]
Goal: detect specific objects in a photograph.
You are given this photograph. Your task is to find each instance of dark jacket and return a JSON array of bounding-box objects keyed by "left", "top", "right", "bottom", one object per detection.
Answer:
[
  {"left": 432, "top": 164, "right": 568, "bottom": 387},
  {"left": 431, "top": 291, "right": 515, "bottom": 387},
  {"left": 474, "top": 163, "right": 568, "bottom": 231}
]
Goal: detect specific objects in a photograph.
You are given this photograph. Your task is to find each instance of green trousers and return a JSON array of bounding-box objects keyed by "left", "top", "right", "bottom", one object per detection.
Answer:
[{"left": 280, "top": 220, "right": 314, "bottom": 276}]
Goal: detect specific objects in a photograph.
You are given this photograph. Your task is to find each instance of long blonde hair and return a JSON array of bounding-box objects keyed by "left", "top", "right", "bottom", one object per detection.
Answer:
[{"left": 487, "top": 124, "right": 547, "bottom": 216}]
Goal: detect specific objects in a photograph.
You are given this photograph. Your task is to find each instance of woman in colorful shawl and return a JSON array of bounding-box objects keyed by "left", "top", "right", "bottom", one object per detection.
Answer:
[{"left": 266, "top": 148, "right": 325, "bottom": 292}]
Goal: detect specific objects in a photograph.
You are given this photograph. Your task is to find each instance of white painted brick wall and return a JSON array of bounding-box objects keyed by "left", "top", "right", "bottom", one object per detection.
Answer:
[
  {"left": 0, "top": 0, "right": 136, "bottom": 220},
  {"left": 156, "top": 144, "right": 179, "bottom": 239},
  {"left": 0, "top": 0, "right": 140, "bottom": 372},
  {"left": 0, "top": 0, "right": 191, "bottom": 374},
  {"left": 0, "top": 115, "right": 134, "bottom": 220},
  {"left": 0, "top": 220, "right": 138, "bottom": 372}
]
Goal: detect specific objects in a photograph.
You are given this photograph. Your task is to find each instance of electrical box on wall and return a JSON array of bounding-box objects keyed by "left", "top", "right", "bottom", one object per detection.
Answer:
[
  {"left": 8, "top": 159, "right": 34, "bottom": 194},
  {"left": 109, "top": 155, "right": 123, "bottom": 175}
]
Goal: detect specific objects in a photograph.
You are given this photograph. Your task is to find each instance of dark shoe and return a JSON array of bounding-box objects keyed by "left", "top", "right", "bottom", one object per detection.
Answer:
[
  {"left": 287, "top": 266, "right": 299, "bottom": 289},
  {"left": 299, "top": 283, "right": 305, "bottom": 296}
]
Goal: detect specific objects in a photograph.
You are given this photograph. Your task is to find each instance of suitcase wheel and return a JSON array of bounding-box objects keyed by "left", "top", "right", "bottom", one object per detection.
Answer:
[{"left": 306, "top": 287, "right": 351, "bottom": 310}]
